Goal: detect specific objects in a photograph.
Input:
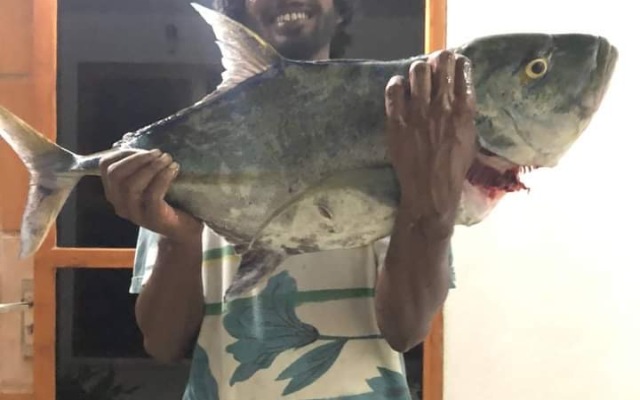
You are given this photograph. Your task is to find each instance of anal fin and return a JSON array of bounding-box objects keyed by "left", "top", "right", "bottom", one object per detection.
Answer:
[{"left": 224, "top": 249, "right": 285, "bottom": 301}]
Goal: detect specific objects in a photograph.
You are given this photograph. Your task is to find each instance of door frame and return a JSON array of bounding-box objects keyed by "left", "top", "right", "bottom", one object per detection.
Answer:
[{"left": 13, "top": 1, "right": 449, "bottom": 399}]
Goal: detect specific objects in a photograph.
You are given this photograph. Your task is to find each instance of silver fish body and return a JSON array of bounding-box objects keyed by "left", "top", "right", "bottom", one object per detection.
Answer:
[{"left": 0, "top": 5, "right": 618, "bottom": 299}]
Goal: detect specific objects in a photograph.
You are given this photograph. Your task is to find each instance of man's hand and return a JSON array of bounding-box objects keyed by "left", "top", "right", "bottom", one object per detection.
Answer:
[
  {"left": 385, "top": 50, "right": 478, "bottom": 236},
  {"left": 100, "top": 150, "right": 205, "bottom": 363},
  {"left": 375, "top": 51, "right": 478, "bottom": 352},
  {"left": 99, "top": 150, "right": 203, "bottom": 242}
]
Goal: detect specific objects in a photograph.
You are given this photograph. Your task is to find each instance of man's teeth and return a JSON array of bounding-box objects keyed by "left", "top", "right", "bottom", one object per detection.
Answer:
[{"left": 276, "top": 12, "right": 309, "bottom": 24}]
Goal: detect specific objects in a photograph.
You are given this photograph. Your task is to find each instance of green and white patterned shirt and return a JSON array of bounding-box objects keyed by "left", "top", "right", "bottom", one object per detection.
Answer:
[{"left": 131, "top": 226, "right": 454, "bottom": 399}]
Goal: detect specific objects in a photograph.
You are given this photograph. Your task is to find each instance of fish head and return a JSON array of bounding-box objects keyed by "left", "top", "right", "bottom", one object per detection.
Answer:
[{"left": 452, "top": 33, "right": 618, "bottom": 225}]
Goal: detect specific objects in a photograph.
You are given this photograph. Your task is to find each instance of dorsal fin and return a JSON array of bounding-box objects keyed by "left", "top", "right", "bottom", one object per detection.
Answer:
[{"left": 191, "top": 3, "right": 284, "bottom": 91}]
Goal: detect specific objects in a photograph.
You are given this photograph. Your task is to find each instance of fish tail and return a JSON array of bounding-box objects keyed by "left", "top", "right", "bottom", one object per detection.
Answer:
[{"left": 0, "top": 106, "right": 83, "bottom": 258}]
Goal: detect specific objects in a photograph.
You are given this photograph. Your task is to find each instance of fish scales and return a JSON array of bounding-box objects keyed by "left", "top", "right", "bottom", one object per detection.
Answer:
[{"left": 111, "top": 58, "right": 419, "bottom": 248}]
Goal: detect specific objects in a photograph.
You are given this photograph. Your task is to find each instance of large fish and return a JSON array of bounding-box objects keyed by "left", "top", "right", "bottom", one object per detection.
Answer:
[{"left": 0, "top": 4, "right": 617, "bottom": 299}]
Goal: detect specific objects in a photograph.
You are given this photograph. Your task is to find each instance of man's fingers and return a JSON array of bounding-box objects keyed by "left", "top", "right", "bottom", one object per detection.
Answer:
[
  {"left": 105, "top": 149, "right": 163, "bottom": 184},
  {"left": 123, "top": 153, "right": 175, "bottom": 221},
  {"left": 102, "top": 150, "right": 162, "bottom": 198},
  {"left": 141, "top": 162, "right": 180, "bottom": 223},
  {"left": 431, "top": 50, "right": 456, "bottom": 108},
  {"left": 385, "top": 75, "right": 408, "bottom": 126},
  {"left": 409, "top": 60, "right": 431, "bottom": 115},
  {"left": 453, "top": 55, "right": 476, "bottom": 110},
  {"left": 99, "top": 149, "right": 155, "bottom": 178},
  {"left": 99, "top": 149, "right": 163, "bottom": 220},
  {"left": 99, "top": 149, "right": 145, "bottom": 198}
]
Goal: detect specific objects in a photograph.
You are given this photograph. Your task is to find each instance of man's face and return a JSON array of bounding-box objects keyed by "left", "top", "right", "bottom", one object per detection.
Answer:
[{"left": 243, "top": 0, "right": 342, "bottom": 60}]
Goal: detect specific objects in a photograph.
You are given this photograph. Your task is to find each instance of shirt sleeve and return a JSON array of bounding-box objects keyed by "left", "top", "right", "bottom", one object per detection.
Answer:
[{"left": 129, "top": 227, "right": 161, "bottom": 294}]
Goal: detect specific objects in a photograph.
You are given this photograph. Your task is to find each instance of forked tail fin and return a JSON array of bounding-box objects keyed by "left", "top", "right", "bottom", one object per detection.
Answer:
[{"left": 0, "top": 106, "right": 81, "bottom": 258}]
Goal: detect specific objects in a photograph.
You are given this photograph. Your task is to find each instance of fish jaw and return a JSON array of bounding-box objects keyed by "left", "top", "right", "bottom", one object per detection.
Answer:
[
  {"left": 456, "top": 180, "right": 507, "bottom": 226},
  {"left": 457, "top": 150, "right": 531, "bottom": 225}
]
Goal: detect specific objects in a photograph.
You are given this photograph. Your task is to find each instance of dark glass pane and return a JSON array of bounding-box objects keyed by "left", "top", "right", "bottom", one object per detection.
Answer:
[
  {"left": 56, "top": 268, "right": 191, "bottom": 400},
  {"left": 59, "top": 63, "right": 219, "bottom": 248},
  {"left": 68, "top": 268, "right": 143, "bottom": 357}
]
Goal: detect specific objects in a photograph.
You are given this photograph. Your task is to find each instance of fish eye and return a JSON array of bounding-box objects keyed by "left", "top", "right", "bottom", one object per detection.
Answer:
[{"left": 525, "top": 58, "right": 548, "bottom": 79}]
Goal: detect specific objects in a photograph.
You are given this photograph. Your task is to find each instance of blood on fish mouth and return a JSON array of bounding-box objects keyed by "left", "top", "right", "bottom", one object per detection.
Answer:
[{"left": 466, "top": 147, "right": 536, "bottom": 195}]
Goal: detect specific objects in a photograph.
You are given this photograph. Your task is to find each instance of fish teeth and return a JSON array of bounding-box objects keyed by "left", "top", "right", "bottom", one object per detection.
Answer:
[
  {"left": 518, "top": 165, "right": 538, "bottom": 174},
  {"left": 276, "top": 12, "right": 309, "bottom": 24}
]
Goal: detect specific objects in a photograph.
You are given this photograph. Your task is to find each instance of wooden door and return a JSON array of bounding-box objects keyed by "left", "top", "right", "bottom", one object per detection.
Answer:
[{"left": 0, "top": 1, "right": 448, "bottom": 399}]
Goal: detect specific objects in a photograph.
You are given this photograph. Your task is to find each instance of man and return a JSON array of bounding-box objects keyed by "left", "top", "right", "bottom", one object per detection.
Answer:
[{"left": 99, "top": 0, "right": 477, "bottom": 398}]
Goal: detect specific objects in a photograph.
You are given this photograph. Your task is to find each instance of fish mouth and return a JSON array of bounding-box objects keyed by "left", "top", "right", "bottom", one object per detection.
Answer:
[
  {"left": 579, "top": 37, "right": 619, "bottom": 114},
  {"left": 465, "top": 147, "right": 537, "bottom": 196}
]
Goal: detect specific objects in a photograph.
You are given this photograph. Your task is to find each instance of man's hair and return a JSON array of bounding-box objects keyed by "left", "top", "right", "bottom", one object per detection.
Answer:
[{"left": 209, "top": 0, "right": 358, "bottom": 58}]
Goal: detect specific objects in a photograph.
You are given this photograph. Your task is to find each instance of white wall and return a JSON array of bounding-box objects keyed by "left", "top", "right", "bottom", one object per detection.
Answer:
[{"left": 444, "top": 1, "right": 640, "bottom": 399}]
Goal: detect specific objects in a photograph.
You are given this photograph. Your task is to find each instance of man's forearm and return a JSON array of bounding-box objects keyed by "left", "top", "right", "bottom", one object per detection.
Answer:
[
  {"left": 135, "top": 235, "right": 205, "bottom": 363},
  {"left": 375, "top": 206, "right": 452, "bottom": 352}
]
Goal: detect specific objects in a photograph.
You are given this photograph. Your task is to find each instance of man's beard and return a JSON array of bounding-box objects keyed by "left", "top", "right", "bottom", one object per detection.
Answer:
[{"left": 273, "top": 9, "right": 340, "bottom": 60}]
